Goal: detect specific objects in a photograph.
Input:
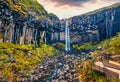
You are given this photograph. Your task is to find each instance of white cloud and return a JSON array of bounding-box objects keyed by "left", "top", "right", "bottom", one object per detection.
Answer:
[{"left": 37, "top": 0, "right": 120, "bottom": 19}]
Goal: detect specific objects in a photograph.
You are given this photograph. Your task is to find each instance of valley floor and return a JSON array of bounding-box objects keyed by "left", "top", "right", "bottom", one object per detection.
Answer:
[{"left": 37, "top": 53, "right": 81, "bottom": 82}]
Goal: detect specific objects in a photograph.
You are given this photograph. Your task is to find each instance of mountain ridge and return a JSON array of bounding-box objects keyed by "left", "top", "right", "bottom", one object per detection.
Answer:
[{"left": 70, "top": 2, "right": 120, "bottom": 18}]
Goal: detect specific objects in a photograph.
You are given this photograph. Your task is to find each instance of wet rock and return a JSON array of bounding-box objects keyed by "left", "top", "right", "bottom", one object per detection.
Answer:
[
  {"left": 56, "top": 62, "right": 63, "bottom": 68},
  {"left": 1, "top": 80, "right": 8, "bottom": 82},
  {"left": 28, "top": 52, "right": 32, "bottom": 57},
  {"left": 40, "top": 66, "right": 44, "bottom": 69},
  {"left": 28, "top": 78, "right": 32, "bottom": 82},
  {"left": 97, "top": 46, "right": 102, "bottom": 50},
  {"left": 72, "top": 78, "right": 80, "bottom": 82},
  {"left": 64, "top": 64, "right": 70, "bottom": 70},
  {"left": 38, "top": 74, "right": 42, "bottom": 79},
  {"left": 34, "top": 69, "right": 39, "bottom": 74},
  {"left": 34, "top": 76, "right": 38, "bottom": 81},
  {"left": 0, "top": 75, "right": 3, "bottom": 80},
  {"left": 10, "top": 56, "right": 15, "bottom": 63},
  {"left": 27, "top": 53, "right": 84, "bottom": 81},
  {"left": 4, "top": 51, "right": 11, "bottom": 56},
  {"left": 0, "top": 58, "right": 5, "bottom": 61},
  {"left": 20, "top": 78, "right": 25, "bottom": 82},
  {"left": 24, "top": 78, "right": 28, "bottom": 82}
]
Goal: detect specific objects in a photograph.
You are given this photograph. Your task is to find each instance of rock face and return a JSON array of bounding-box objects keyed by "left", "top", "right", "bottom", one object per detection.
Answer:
[
  {"left": 0, "top": 0, "right": 60, "bottom": 45},
  {"left": 48, "top": 13, "right": 61, "bottom": 43},
  {"left": 69, "top": 3, "right": 120, "bottom": 43},
  {"left": 1, "top": 1, "right": 120, "bottom": 44}
]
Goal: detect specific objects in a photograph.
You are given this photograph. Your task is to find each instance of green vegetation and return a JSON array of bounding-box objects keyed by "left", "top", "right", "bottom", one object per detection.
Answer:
[
  {"left": 77, "top": 58, "right": 120, "bottom": 82},
  {"left": 0, "top": 42, "right": 57, "bottom": 81},
  {"left": 97, "top": 32, "right": 120, "bottom": 56},
  {"left": 0, "top": 33, "right": 4, "bottom": 38},
  {"left": 52, "top": 42, "right": 65, "bottom": 50},
  {"left": 3, "top": 0, "right": 47, "bottom": 16},
  {"left": 77, "top": 60, "right": 108, "bottom": 82},
  {"left": 49, "top": 13, "right": 59, "bottom": 19},
  {"left": 72, "top": 43, "right": 97, "bottom": 51},
  {"left": 76, "top": 33, "right": 120, "bottom": 81},
  {"left": 72, "top": 43, "right": 92, "bottom": 51},
  {"left": 72, "top": 32, "right": 120, "bottom": 56}
]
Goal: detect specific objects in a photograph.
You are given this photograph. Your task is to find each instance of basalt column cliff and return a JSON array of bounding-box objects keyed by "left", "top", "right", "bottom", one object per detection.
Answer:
[
  {"left": 1, "top": 1, "right": 120, "bottom": 44},
  {"left": 69, "top": 3, "right": 120, "bottom": 43},
  {"left": 0, "top": 0, "right": 60, "bottom": 45}
]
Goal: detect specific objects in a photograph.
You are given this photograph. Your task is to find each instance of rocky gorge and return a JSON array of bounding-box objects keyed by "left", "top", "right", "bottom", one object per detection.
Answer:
[
  {"left": 0, "top": 0, "right": 120, "bottom": 82},
  {"left": 1, "top": 1, "right": 120, "bottom": 44}
]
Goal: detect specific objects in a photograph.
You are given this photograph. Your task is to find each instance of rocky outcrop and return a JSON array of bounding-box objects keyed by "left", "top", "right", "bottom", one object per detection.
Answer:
[
  {"left": 70, "top": 3, "right": 120, "bottom": 42},
  {"left": 0, "top": 0, "right": 60, "bottom": 45},
  {"left": 47, "top": 13, "right": 61, "bottom": 43}
]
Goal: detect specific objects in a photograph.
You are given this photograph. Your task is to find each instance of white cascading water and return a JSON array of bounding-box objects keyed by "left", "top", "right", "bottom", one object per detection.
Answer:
[{"left": 65, "top": 21, "right": 70, "bottom": 51}]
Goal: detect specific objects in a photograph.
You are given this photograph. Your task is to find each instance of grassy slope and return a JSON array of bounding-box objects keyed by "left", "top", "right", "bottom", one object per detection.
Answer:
[
  {"left": 73, "top": 32, "right": 120, "bottom": 56},
  {"left": 0, "top": 42, "right": 57, "bottom": 81},
  {"left": 0, "top": 1, "right": 59, "bottom": 81},
  {"left": 74, "top": 33, "right": 120, "bottom": 82},
  {"left": 3, "top": 0, "right": 48, "bottom": 18},
  {"left": 76, "top": 60, "right": 108, "bottom": 82},
  {"left": 4, "top": 0, "right": 47, "bottom": 14}
]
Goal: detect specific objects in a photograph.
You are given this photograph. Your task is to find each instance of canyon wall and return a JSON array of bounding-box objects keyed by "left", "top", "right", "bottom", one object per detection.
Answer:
[
  {"left": 69, "top": 3, "right": 120, "bottom": 43},
  {"left": 1, "top": 0, "right": 120, "bottom": 45},
  {"left": 0, "top": 0, "right": 60, "bottom": 45}
]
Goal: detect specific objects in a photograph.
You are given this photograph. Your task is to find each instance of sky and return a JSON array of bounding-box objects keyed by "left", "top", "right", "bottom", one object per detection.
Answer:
[{"left": 37, "top": 0, "right": 120, "bottom": 19}]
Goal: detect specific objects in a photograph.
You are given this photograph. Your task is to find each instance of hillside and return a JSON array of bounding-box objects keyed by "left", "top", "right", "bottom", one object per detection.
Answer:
[
  {"left": 0, "top": 42, "right": 57, "bottom": 81},
  {"left": 2, "top": 0, "right": 47, "bottom": 16},
  {"left": 73, "top": 32, "right": 120, "bottom": 82}
]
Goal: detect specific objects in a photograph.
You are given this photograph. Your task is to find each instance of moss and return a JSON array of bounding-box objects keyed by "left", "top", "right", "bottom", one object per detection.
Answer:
[
  {"left": 72, "top": 32, "right": 120, "bottom": 56},
  {"left": 1, "top": 0, "right": 48, "bottom": 19},
  {"left": 0, "top": 33, "right": 4, "bottom": 38},
  {"left": 0, "top": 42, "right": 56, "bottom": 81},
  {"left": 76, "top": 33, "right": 120, "bottom": 81},
  {"left": 4, "top": 0, "right": 47, "bottom": 16},
  {"left": 96, "top": 32, "right": 120, "bottom": 56},
  {"left": 77, "top": 59, "right": 108, "bottom": 82},
  {"left": 72, "top": 43, "right": 97, "bottom": 51},
  {"left": 52, "top": 42, "right": 65, "bottom": 49},
  {"left": 48, "top": 13, "right": 59, "bottom": 19}
]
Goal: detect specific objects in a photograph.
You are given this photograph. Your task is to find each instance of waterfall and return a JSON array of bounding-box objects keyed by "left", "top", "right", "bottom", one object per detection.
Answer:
[
  {"left": 65, "top": 21, "right": 70, "bottom": 51},
  {"left": 45, "top": 32, "right": 47, "bottom": 44}
]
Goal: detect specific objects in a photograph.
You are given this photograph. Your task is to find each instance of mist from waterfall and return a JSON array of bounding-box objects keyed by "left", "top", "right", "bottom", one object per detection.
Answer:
[{"left": 65, "top": 21, "right": 70, "bottom": 52}]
